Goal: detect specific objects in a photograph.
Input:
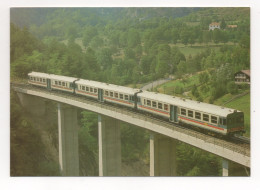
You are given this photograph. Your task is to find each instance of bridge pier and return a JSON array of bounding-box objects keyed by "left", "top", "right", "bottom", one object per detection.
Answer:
[
  {"left": 17, "top": 93, "right": 46, "bottom": 116},
  {"left": 150, "top": 133, "right": 177, "bottom": 176},
  {"left": 58, "top": 103, "right": 79, "bottom": 176},
  {"left": 222, "top": 159, "right": 229, "bottom": 176},
  {"left": 98, "top": 115, "right": 121, "bottom": 176}
]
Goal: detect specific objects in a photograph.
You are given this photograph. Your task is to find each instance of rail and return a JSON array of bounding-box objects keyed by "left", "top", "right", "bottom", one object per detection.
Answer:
[{"left": 11, "top": 83, "right": 250, "bottom": 159}]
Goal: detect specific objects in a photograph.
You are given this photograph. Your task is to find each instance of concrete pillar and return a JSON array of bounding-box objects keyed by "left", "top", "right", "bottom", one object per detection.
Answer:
[
  {"left": 222, "top": 159, "right": 229, "bottom": 176},
  {"left": 17, "top": 93, "right": 46, "bottom": 116},
  {"left": 98, "top": 115, "right": 121, "bottom": 176},
  {"left": 58, "top": 103, "right": 79, "bottom": 176},
  {"left": 150, "top": 133, "right": 177, "bottom": 176}
]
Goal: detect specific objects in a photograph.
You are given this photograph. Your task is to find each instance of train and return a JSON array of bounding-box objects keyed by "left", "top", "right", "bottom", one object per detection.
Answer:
[{"left": 28, "top": 71, "right": 245, "bottom": 136}]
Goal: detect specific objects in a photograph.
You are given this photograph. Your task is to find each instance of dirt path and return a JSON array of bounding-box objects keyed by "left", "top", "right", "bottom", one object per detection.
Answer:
[{"left": 141, "top": 78, "right": 172, "bottom": 91}]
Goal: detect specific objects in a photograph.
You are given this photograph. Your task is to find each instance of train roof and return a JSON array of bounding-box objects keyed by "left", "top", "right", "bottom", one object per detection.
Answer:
[
  {"left": 28, "top": 72, "right": 50, "bottom": 78},
  {"left": 76, "top": 79, "right": 140, "bottom": 94},
  {"left": 138, "top": 90, "right": 239, "bottom": 117},
  {"left": 49, "top": 74, "right": 78, "bottom": 82}
]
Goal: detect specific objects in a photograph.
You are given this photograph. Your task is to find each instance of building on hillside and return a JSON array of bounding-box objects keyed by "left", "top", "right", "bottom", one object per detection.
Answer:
[
  {"left": 209, "top": 22, "right": 220, "bottom": 30},
  {"left": 227, "top": 25, "right": 238, "bottom": 29},
  {"left": 234, "top": 70, "right": 250, "bottom": 84}
]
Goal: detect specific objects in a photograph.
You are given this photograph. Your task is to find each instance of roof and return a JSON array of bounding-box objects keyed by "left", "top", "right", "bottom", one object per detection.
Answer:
[
  {"left": 235, "top": 70, "right": 250, "bottom": 77},
  {"left": 138, "top": 90, "right": 238, "bottom": 117},
  {"left": 209, "top": 22, "right": 220, "bottom": 26},
  {"left": 28, "top": 72, "right": 50, "bottom": 78},
  {"left": 49, "top": 74, "right": 78, "bottom": 82},
  {"left": 76, "top": 79, "right": 140, "bottom": 95}
]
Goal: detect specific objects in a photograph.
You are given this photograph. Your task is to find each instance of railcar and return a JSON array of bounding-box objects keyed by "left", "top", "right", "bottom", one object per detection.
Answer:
[
  {"left": 137, "top": 90, "right": 244, "bottom": 136},
  {"left": 28, "top": 72, "right": 245, "bottom": 136},
  {"left": 75, "top": 79, "right": 141, "bottom": 108},
  {"left": 49, "top": 74, "right": 78, "bottom": 93},
  {"left": 28, "top": 72, "right": 50, "bottom": 88}
]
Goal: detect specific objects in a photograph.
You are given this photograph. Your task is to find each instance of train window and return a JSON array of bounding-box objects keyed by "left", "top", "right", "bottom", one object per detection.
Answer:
[
  {"left": 105, "top": 91, "right": 108, "bottom": 96},
  {"left": 203, "top": 114, "right": 209, "bottom": 122},
  {"left": 33, "top": 77, "right": 36, "bottom": 81},
  {"left": 188, "top": 110, "right": 194, "bottom": 118},
  {"left": 138, "top": 97, "right": 141, "bottom": 103},
  {"left": 62, "top": 82, "right": 65, "bottom": 86},
  {"left": 30, "top": 77, "right": 33, "bottom": 80},
  {"left": 152, "top": 101, "right": 157, "bottom": 108},
  {"left": 211, "top": 116, "right": 217, "bottom": 124},
  {"left": 36, "top": 78, "right": 39, "bottom": 81},
  {"left": 40, "top": 78, "right": 42, "bottom": 82},
  {"left": 223, "top": 118, "right": 227, "bottom": 125},
  {"left": 90, "top": 88, "right": 93, "bottom": 92},
  {"left": 195, "top": 112, "right": 201, "bottom": 120},
  {"left": 147, "top": 100, "right": 151, "bottom": 106},
  {"left": 158, "top": 103, "right": 162, "bottom": 109},
  {"left": 94, "top": 89, "right": 97, "bottom": 93},
  {"left": 125, "top": 95, "right": 129, "bottom": 100},
  {"left": 144, "top": 99, "right": 146, "bottom": 105},
  {"left": 59, "top": 81, "right": 61, "bottom": 85},
  {"left": 55, "top": 81, "right": 58, "bottom": 85},
  {"left": 181, "top": 108, "right": 186, "bottom": 115},
  {"left": 115, "top": 93, "right": 119, "bottom": 98},
  {"left": 43, "top": 79, "right": 45, "bottom": 83},
  {"left": 86, "top": 87, "right": 89, "bottom": 91},
  {"left": 82, "top": 86, "right": 85, "bottom": 90},
  {"left": 164, "top": 104, "right": 168, "bottom": 111},
  {"left": 110, "top": 92, "right": 114, "bottom": 97},
  {"left": 120, "top": 94, "right": 124, "bottom": 99}
]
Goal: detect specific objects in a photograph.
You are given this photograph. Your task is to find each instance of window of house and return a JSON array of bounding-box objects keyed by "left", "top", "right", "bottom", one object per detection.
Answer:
[
  {"left": 195, "top": 112, "right": 201, "bottom": 120},
  {"left": 147, "top": 100, "right": 151, "bottom": 106},
  {"left": 152, "top": 101, "right": 157, "bottom": 108},
  {"left": 181, "top": 108, "right": 186, "bottom": 116},
  {"left": 158, "top": 103, "right": 163, "bottom": 109},
  {"left": 211, "top": 116, "right": 217, "bottom": 124},
  {"left": 203, "top": 114, "right": 209, "bottom": 122},
  {"left": 188, "top": 110, "right": 194, "bottom": 118}
]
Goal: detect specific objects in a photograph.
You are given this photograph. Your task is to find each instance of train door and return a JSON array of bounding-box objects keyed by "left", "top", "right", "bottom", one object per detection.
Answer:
[
  {"left": 47, "top": 79, "right": 51, "bottom": 90},
  {"left": 170, "top": 105, "right": 178, "bottom": 123},
  {"left": 98, "top": 89, "right": 104, "bottom": 102}
]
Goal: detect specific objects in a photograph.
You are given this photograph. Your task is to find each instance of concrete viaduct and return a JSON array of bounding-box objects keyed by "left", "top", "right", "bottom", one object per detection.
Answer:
[{"left": 12, "top": 84, "right": 250, "bottom": 176}]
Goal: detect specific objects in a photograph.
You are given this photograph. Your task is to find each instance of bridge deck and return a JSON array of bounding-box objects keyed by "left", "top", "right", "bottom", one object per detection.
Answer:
[{"left": 12, "top": 83, "right": 250, "bottom": 168}]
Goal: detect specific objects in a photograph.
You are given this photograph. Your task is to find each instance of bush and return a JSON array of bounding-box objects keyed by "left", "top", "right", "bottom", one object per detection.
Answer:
[{"left": 227, "top": 81, "right": 238, "bottom": 94}]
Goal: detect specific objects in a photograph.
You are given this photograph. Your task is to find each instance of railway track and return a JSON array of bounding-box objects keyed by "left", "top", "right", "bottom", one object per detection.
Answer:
[{"left": 11, "top": 82, "right": 250, "bottom": 157}]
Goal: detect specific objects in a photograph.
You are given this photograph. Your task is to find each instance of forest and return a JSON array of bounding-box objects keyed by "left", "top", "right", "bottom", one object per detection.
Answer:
[{"left": 10, "top": 7, "right": 250, "bottom": 176}]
